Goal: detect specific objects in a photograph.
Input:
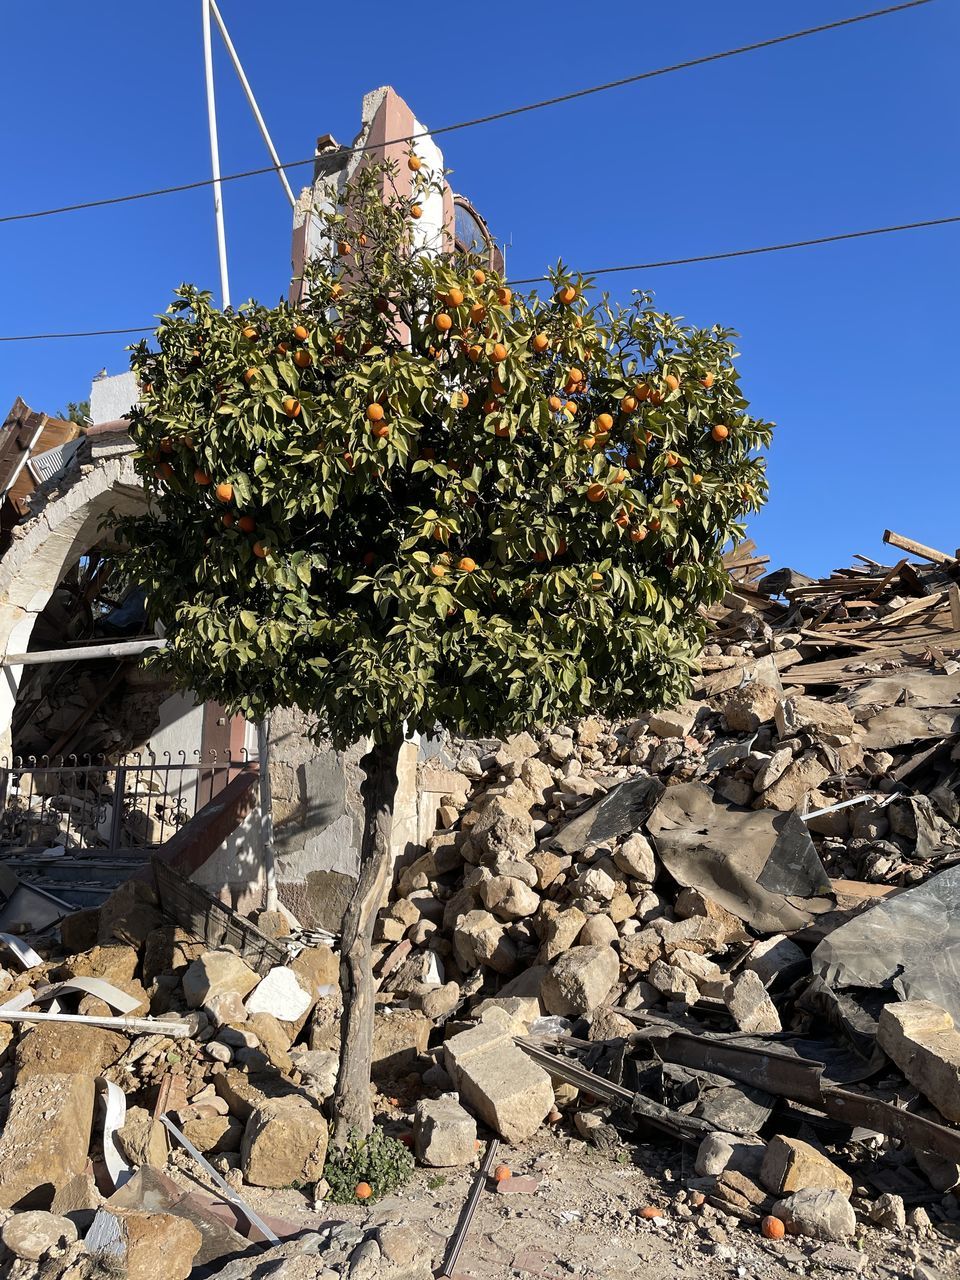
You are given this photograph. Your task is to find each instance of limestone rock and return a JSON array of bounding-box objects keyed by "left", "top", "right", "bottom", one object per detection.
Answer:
[
  {"left": 723, "top": 682, "right": 779, "bottom": 733},
  {"left": 241, "top": 1101, "right": 328, "bottom": 1188},
  {"left": 877, "top": 1000, "right": 960, "bottom": 1122},
  {"left": 182, "top": 1114, "right": 243, "bottom": 1155},
  {"left": 648, "top": 701, "right": 700, "bottom": 739},
  {"left": 775, "top": 695, "right": 857, "bottom": 745},
  {"left": 530, "top": 849, "right": 568, "bottom": 890},
  {"left": 443, "top": 1020, "right": 553, "bottom": 1143},
  {"left": 372, "top": 1009, "right": 431, "bottom": 1078},
  {"left": 106, "top": 1209, "right": 203, "bottom": 1280},
  {"left": 743, "top": 934, "right": 808, "bottom": 987},
  {"left": 647, "top": 959, "right": 699, "bottom": 1005},
  {"left": 15, "top": 1023, "right": 127, "bottom": 1078},
  {"left": 244, "top": 965, "right": 312, "bottom": 1023},
  {"left": 0, "top": 1072, "right": 96, "bottom": 1208},
  {"left": 541, "top": 946, "right": 619, "bottom": 1017},
  {"left": 115, "top": 1106, "right": 169, "bottom": 1169},
  {"left": 478, "top": 875, "right": 539, "bottom": 920},
  {"left": 772, "top": 1188, "right": 857, "bottom": 1242},
  {"left": 618, "top": 928, "right": 663, "bottom": 973},
  {"left": 578, "top": 914, "right": 618, "bottom": 947},
  {"left": 1, "top": 1211, "right": 78, "bottom": 1262},
  {"left": 452, "top": 909, "right": 517, "bottom": 974},
  {"left": 470, "top": 796, "right": 536, "bottom": 861},
  {"left": 536, "top": 902, "right": 587, "bottom": 964},
  {"left": 870, "top": 1192, "right": 906, "bottom": 1231},
  {"left": 613, "top": 833, "right": 656, "bottom": 883},
  {"left": 757, "top": 752, "right": 830, "bottom": 811},
  {"left": 724, "top": 970, "right": 782, "bottom": 1034},
  {"left": 182, "top": 951, "right": 260, "bottom": 1009},
  {"left": 413, "top": 1097, "right": 477, "bottom": 1167},
  {"left": 761, "top": 1135, "right": 853, "bottom": 1197}
]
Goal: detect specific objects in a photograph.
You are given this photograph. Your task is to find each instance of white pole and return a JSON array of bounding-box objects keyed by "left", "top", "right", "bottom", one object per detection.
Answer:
[
  {"left": 202, "top": 0, "right": 231, "bottom": 309},
  {"left": 208, "top": 0, "right": 296, "bottom": 209}
]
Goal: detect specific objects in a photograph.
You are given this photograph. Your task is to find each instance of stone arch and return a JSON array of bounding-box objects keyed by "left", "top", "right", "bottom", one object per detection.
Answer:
[{"left": 0, "top": 436, "right": 145, "bottom": 755}]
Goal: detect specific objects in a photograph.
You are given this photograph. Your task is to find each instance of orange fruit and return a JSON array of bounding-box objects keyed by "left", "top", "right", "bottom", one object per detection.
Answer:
[
  {"left": 611, "top": 468, "right": 627, "bottom": 484},
  {"left": 215, "top": 482, "right": 234, "bottom": 504},
  {"left": 453, "top": 391, "right": 469, "bottom": 409},
  {"left": 491, "top": 375, "right": 505, "bottom": 393},
  {"left": 614, "top": 509, "right": 630, "bottom": 528},
  {"left": 649, "top": 517, "right": 661, "bottom": 531},
  {"left": 634, "top": 382, "right": 651, "bottom": 402},
  {"left": 494, "top": 422, "right": 511, "bottom": 438},
  {"left": 630, "top": 525, "right": 647, "bottom": 542},
  {"left": 590, "top": 571, "right": 604, "bottom": 590},
  {"left": 497, "top": 287, "right": 512, "bottom": 305},
  {"left": 564, "top": 401, "right": 577, "bottom": 416},
  {"left": 483, "top": 399, "right": 499, "bottom": 414},
  {"left": 557, "top": 286, "right": 577, "bottom": 305},
  {"left": 692, "top": 473, "right": 703, "bottom": 485},
  {"left": 276, "top": 342, "right": 288, "bottom": 355},
  {"left": 548, "top": 395, "right": 563, "bottom": 412},
  {"left": 221, "top": 513, "right": 235, "bottom": 528},
  {"left": 159, "top": 437, "right": 174, "bottom": 454},
  {"left": 761, "top": 1216, "right": 785, "bottom": 1240},
  {"left": 580, "top": 436, "right": 596, "bottom": 451},
  {"left": 472, "top": 269, "right": 486, "bottom": 285},
  {"left": 458, "top": 557, "right": 477, "bottom": 572},
  {"left": 664, "top": 373, "right": 680, "bottom": 391},
  {"left": 155, "top": 462, "right": 174, "bottom": 482},
  {"left": 243, "top": 367, "right": 258, "bottom": 384},
  {"left": 567, "top": 367, "right": 584, "bottom": 384},
  {"left": 434, "top": 312, "right": 453, "bottom": 332},
  {"left": 410, "top": 205, "right": 423, "bottom": 219},
  {"left": 194, "top": 468, "right": 211, "bottom": 486},
  {"left": 494, "top": 1164, "right": 512, "bottom": 1183},
  {"left": 343, "top": 451, "right": 354, "bottom": 468},
  {"left": 446, "top": 286, "right": 464, "bottom": 307},
  {"left": 625, "top": 452, "right": 639, "bottom": 469},
  {"left": 491, "top": 342, "right": 508, "bottom": 362},
  {"left": 665, "top": 452, "right": 679, "bottom": 467},
  {"left": 330, "top": 282, "right": 344, "bottom": 300},
  {"left": 711, "top": 423, "right": 729, "bottom": 442},
  {"left": 358, "top": 233, "right": 368, "bottom": 247},
  {"left": 372, "top": 423, "right": 390, "bottom": 438},
  {"left": 586, "top": 483, "right": 606, "bottom": 503},
  {"left": 701, "top": 371, "right": 715, "bottom": 389},
  {"left": 596, "top": 413, "right": 614, "bottom": 432},
  {"left": 294, "top": 350, "right": 312, "bottom": 368},
  {"left": 620, "top": 395, "right": 637, "bottom": 414},
  {"left": 638, "top": 1206, "right": 661, "bottom": 1220},
  {"left": 293, "top": 324, "right": 309, "bottom": 341},
  {"left": 366, "top": 403, "right": 385, "bottom": 423},
  {"left": 647, "top": 389, "right": 663, "bottom": 406},
  {"left": 355, "top": 1182, "right": 373, "bottom": 1200},
  {"left": 466, "top": 344, "right": 483, "bottom": 363},
  {"left": 282, "top": 397, "right": 301, "bottom": 417},
  {"left": 408, "top": 154, "right": 422, "bottom": 172},
  {"left": 430, "top": 563, "right": 446, "bottom": 578},
  {"left": 532, "top": 333, "right": 549, "bottom": 352},
  {"left": 241, "top": 325, "right": 257, "bottom": 340},
  {"left": 469, "top": 302, "right": 486, "bottom": 324},
  {"left": 252, "top": 541, "right": 269, "bottom": 558},
  {"left": 533, "top": 550, "right": 548, "bottom": 564},
  {"left": 337, "top": 240, "right": 352, "bottom": 256},
  {"left": 238, "top": 515, "right": 256, "bottom": 533}
]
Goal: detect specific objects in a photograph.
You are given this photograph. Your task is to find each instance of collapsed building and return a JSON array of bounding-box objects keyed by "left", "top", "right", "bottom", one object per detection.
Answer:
[{"left": 0, "top": 89, "right": 957, "bottom": 1280}]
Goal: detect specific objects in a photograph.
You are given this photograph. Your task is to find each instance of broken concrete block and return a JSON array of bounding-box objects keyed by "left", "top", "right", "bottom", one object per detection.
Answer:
[
  {"left": 0, "top": 1072, "right": 96, "bottom": 1208},
  {"left": 724, "top": 970, "right": 782, "bottom": 1034},
  {"left": 541, "top": 946, "right": 619, "bottom": 1017},
  {"left": 240, "top": 1100, "right": 328, "bottom": 1188},
  {"left": 244, "top": 965, "right": 312, "bottom": 1022},
  {"left": 772, "top": 1188, "right": 857, "bottom": 1242},
  {"left": 761, "top": 1135, "right": 853, "bottom": 1197},
  {"left": 775, "top": 695, "right": 857, "bottom": 746},
  {"left": 443, "top": 1020, "right": 553, "bottom": 1143},
  {"left": 372, "top": 1009, "right": 431, "bottom": 1078},
  {"left": 1, "top": 1210, "right": 78, "bottom": 1262},
  {"left": 182, "top": 951, "right": 260, "bottom": 1009},
  {"left": 413, "top": 1097, "right": 477, "bottom": 1167},
  {"left": 877, "top": 1000, "right": 960, "bottom": 1123},
  {"left": 648, "top": 701, "right": 700, "bottom": 739}
]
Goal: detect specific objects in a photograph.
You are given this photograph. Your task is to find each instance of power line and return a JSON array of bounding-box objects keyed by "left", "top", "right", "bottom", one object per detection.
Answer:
[
  {"left": 2, "top": 210, "right": 956, "bottom": 342},
  {"left": 0, "top": 1, "right": 935, "bottom": 227},
  {"left": 511, "top": 214, "right": 960, "bottom": 284}
]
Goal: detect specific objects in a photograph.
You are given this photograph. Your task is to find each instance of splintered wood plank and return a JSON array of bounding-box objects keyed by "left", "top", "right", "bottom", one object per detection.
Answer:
[{"left": 883, "top": 529, "right": 956, "bottom": 566}]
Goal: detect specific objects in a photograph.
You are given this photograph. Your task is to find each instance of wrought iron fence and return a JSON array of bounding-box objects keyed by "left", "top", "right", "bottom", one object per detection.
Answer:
[{"left": 0, "top": 749, "right": 256, "bottom": 856}]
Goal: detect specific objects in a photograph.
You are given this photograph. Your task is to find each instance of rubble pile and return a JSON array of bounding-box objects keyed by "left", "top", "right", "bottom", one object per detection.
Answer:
[{"left": 0, "top": 534, "right": 956, "bottom": 1276}]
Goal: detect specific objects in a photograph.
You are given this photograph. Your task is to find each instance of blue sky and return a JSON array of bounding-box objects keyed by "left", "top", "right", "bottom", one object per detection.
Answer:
[{"left": 1, "top": 1, "right": 956, "bottom": 576}]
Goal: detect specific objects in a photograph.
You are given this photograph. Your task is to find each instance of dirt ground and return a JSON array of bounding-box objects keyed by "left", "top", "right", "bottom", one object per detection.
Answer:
[{"left": 184, "top": 1125, "right": 960, "bottom": 1280}]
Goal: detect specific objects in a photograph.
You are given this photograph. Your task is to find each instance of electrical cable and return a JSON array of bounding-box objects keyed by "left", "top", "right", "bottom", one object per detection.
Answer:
[
  {"left": 1, "top": 209, "right": 956, "bottom": 341},
  {"left": 0, "top": 1, "right": 935, "bottom": 227}
]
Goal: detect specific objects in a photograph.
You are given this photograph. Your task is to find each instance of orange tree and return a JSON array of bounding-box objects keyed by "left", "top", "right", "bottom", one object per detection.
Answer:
[{"left": 114, "top": 160, "right": 772, "bottom": 1142}]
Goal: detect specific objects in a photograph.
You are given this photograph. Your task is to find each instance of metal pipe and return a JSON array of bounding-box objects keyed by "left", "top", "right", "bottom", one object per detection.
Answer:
[
  {"left": 256, "top": 716, "right": 278, "bottom": 912},
  {"left": 2, "top": 638, "right": 167, "bottom": 667},
  {"left": 208, "top": 0, "right": 296, "bottom": 209},
  {"left": 202, "top": 0, "right": 231, "bottom": 308}
]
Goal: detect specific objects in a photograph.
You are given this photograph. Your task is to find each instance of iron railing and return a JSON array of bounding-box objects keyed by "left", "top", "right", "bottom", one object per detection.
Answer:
[{"left": 0, "top": 749, "right": 256, "bottom": 856}]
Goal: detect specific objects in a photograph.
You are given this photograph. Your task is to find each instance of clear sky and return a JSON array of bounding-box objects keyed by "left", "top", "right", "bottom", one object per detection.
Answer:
[{"left": 1, "top": 2, "right": 956, "bottom": 577}]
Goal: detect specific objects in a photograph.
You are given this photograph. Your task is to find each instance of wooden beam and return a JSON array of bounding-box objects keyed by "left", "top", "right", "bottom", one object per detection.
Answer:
[
  {"left": 2, "top": 637, "right": 167, "bottom": 667},
  {"left": 950, "top": 584, "right": 960, "bottom": 632},
  {"left": 882, "top": 529, "right": 955, "bottom": 566}
]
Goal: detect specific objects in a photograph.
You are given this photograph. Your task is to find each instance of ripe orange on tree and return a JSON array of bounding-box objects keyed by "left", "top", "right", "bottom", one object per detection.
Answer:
[
  {"left": 434, "top": 312, "right": 453, "bottom": 332},
  {"left": 634, "top": 382, "right": 650, "bottom": 402},
  {"left": 282, "top": 397, "right": 301, "bottom": 417},
  {"left": 531, "top": 333, "right": 549, "bottom": 352},
  {"left": 252, "top": 541, "right": 269, "bottom": 558},
  {"left": 692, "top": 473, "right": 703, "bottom": 485},
  {"left": 407, "top": 154, "right": 422, "bottom": 171},
  {"left": 497, "top": 287, "right": 512, "bottom": 305},
  {"left": 491, "top": 342, "right": 508, "bottom": 362},
  {"left": 366, "top": 403, "right": 385, "bottom": 423},
  {"left": 238, "top": 515, "right": 256, "bottom": 533},
  {"left": 664, "top": 373, "right": 680, "bottom": 392},
  {"left": 155, "top": 462, "right": 174, "bottom": 482},
  {"left": 221, "top": 513, "right": 235, "bottom": 528},
  {"left": 293, "top": 324, "right": 309, "bottom": 341},
  {"left": 472, "top": 268, "right": 486, "bottom": 285},
  {"left": 294, "top": 350, "right": 312, "bottom": 368},
  {"left": 586, "top": 483, "right": 606, "bottom": 503},
  {"left": 215, "top": 482, "right": 234, "bottom": 503},
  {"left": 243, "top": 367, "right": 258, "bottom": 384},
  {"left": 630, "top": 525, "right": 648, "bottom": 542},
  {"left": 548, "top": 395, "right": 563, "bottom": 412},
  {"left": 567, "top": 367, "right": 584, "bottom": 384},
  {"left": 564, "top": 401, "right": 578, "bottom": 416},
  {"left": 620, "top": 395, "right": 637, "bottom": 414},
  {"left": 410, "top": 205, "right": 422, "bottom": 219},
  {"left": 337, "top": 240, "right": 352, "bottom": 256},
  {"left": 469, "top": 302, "right": 485, "bottom": 324},
  {"left": 711, "top": 423, "right": 729, "bottom": 442},
  {"left": 458, "top": 557, "right": 477, "bottom": 572},
  {"left": 557, "top": 285, "right": 577, "bottom": 305},
  {"left": 194, "top": 468, "right": 211, "bottom": 486},
  {"left": 429, "top": 563, "right": 446, "bottom": 578},
  {"left": 445, "top": 286, "right": 464, "bottom": 307},
  {"left": 579, "top": 436, "right": 596, "bottom": 451},
  {"left": 701, "top": 371, "right": 715, "bottom": 388}
]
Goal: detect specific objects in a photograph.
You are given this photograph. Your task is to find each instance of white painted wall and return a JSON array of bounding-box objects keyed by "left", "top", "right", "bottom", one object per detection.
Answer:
[{"left": 89, "top": 371, "right": 138, "bottom": 424}]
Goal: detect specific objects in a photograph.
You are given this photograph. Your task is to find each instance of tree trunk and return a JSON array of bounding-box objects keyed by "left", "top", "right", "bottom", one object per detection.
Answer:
[{"left": 331, "top": 734, "right": 402, "bottom": 1146}]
